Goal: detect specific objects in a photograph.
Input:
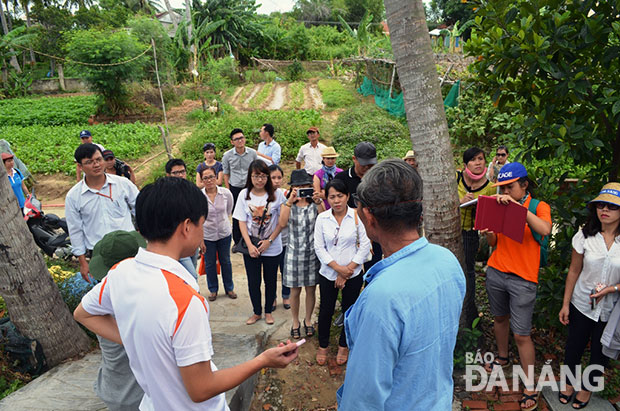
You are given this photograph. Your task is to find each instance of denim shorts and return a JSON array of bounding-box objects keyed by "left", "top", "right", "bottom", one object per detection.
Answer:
[{"left": 485, "top": 265, "right": 537, "bottom": 336}]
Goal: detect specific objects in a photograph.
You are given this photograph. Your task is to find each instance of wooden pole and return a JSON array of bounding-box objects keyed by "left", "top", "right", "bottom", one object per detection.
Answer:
[{"left": 151, "top": 38, "right": 171, "bottom": 158}]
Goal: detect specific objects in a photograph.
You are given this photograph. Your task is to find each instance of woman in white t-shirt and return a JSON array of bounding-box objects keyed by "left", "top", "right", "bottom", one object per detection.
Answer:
[
  {"left": 559, "top": 183, "right": 620, "bottom": 409},
  {"left": 233, "top": 160, "right": 286, "bottom": 325}
]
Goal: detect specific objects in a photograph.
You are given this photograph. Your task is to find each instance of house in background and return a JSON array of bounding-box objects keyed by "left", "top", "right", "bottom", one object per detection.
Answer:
[
  {"left": 156, "top": 11, "right": 183, "bottom": 37},
  {"left": 429, "top": 27, "right": 463, "bottom": 53}
]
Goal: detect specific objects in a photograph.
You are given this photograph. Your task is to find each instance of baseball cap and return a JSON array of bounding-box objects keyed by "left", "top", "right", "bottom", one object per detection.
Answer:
[
  {"left": 1, "top": 152, "right": 14, "bottom": 161},
  {"left": 102, "top": 150, "right": 115, "bottom": 159},
  {"left": 307, "top": 127, "right": 319, "bottom": 134},
  {"left": 590, "top": 183, "right": 620, "bottom": 208},
  {"left": 79, "top": 130, "right": 92, "bottom": 138},
  {"left": 493, "top": 162, "right": 528, "bottom": 186},
  {"left": 354, "top": 142, "right": 377, "bottom": 166},
  {"left": 89, "top": 230, "right": 147, "bottom": 281}
]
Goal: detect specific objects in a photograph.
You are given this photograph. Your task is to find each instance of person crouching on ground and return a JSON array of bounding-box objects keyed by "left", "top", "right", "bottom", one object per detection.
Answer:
[
  {"left": 74, "top": 177, "right": 299, "bottom": 410},
  {"left": 481, "top": 162, "right": 552, "bottom": 411}
]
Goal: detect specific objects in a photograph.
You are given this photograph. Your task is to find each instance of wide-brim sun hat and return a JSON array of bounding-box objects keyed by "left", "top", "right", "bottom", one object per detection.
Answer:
[
  {"left": 493, "top": 162, "right": 528, "bottom": 187},
  {"left": 89, "top": 230, "right": 147, "bottom": 281},
  {"left": 289, "top": 169, "right": 313, "bottom": 186},
  {"left": 403, "top": 150, "right": 415, "bottom": 160},
  {"left": 321, "top": 147, "right": 339, "bottom": 158},
  {"left": 590, "top": 182, "right": 620, "bottom": 207}
]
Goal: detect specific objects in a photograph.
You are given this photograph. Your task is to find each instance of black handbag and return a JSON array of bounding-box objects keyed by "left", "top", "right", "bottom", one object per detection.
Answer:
[{"left": 232, "top": 201, "right": 269, "bottom": 256}]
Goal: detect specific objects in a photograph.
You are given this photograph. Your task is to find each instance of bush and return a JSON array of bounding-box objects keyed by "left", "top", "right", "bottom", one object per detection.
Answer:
[
  {"left": 244, "top": 69, "right": 277, "bottom": 83},
  {"left": 317, "top": 79, "right": 359, "bottom": 109},
  {"left": 179, "top": 109, "right": 322, "bottom": 172},
  {"left": 202, "top": 58, "right": 241, "bottom": 94},
  {"left": 0, "top": 95, "right": 97, "bottom": 126},
  {"left": 332, "top": 104, "right": 410, "bottom": 169},
  {"left": 286, "top": 60, "right": 304, "bottom": 81},
  {"left": 4, "top": 122, "right": 161, "bottom": 174}
]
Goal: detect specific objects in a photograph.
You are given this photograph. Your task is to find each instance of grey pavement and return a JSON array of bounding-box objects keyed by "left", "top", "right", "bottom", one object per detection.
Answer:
[
  {"left": 0, "top": 252, "right": 311, "bottom": 411},
  {"left": 542, "top": 386, "right": 615, "bottom": 411}
]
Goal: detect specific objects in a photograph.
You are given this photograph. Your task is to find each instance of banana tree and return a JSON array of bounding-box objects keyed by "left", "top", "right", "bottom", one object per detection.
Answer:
[{"left": 0, "top": 26, "right": 35, "bottom": 81}]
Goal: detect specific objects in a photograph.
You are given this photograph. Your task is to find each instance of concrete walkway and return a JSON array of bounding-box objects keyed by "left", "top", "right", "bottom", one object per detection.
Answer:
[{"left": 0, "top": 252, "right": 301, "bottom": 411}]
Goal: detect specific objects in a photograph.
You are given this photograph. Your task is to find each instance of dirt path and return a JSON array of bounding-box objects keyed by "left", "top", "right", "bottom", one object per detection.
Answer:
[
  {"left": 243, "top": 84, "right": 263, "bottom": 108},
  {"left": 266, "top": 83, "right": 287, "bottom": 110},
  {"left": 308, "top": 84, "right": 325, "bottom": 110}
]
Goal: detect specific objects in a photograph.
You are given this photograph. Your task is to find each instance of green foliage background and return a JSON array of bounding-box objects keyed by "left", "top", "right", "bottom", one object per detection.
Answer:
[{"left": 0, "top": 96, "right": 97, "bottom": 127}]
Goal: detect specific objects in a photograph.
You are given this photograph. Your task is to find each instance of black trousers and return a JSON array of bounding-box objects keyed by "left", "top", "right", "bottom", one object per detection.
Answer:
[
  {"left": 564, "top": 303, "right": 609, "bottom": 389},
  {"left": 462, "top": 229, "right": 479, "bottom": 313},
  {"left": 230, "top": 185, "right": 243, "bottom": 244},
  {"left": 318, "top": 274, "right": 363, "bottom": 349},
  {"left": 243, "top": 254, "right": 279, "bottom": 316}
]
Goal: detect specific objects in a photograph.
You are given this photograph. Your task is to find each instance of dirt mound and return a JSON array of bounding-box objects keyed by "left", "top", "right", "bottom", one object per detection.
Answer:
[
  {"left": 167, "top": 99, "right": 203, "bottom": 122},
  {"left": 33, "top": 174, "right": 74, "bottom": 204}
]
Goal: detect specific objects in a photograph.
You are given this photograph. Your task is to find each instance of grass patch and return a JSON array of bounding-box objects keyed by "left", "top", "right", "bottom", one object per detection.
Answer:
[
  {"left": 236, "top": 83, "right": 254, "bottom": 104},
  {"left": 3, "top": 122, "right": 161, "bottom": 175},
  {"left": 288, "top": 82, "right": 305, "bottom": 109},
  {"left": 248, "top": 83, "right": 274, "bottom": 109},
  {"left": 179, "top": 109, "right": 322, "bottom": 175},
  {"left": 317, "top": 79, "right": 359, "bottom": 109},
  {"left": 332, "top": 104, "right": 410, "bottom": 169},
  {"left": 244, "top": 69, "right": 278, "bottom": 83},
  {"left": 0, "top": 95, "right": 97, "bottom": 126}
]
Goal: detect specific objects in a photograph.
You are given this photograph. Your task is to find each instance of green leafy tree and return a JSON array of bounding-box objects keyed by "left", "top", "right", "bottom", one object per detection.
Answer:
[
  {"left": 129, "top": 16, "right": 173, "bottom": 82},
  {"left": 344, "top": 0, "right": 383, "bottom": 25},
  {"left": 64, "top": 29, "right": 148, "bottom": 114},
  {"left": 429, "top": 0, "right": 475, "bottom": 26},
  {"left": 466, "top": 0, "right": 620, "bottom": 328}
]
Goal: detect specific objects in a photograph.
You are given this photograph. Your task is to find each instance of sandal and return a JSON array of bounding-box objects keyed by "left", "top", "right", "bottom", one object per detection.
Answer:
[
  {"left": 226, "top": 290, "right": 237, "bottom": 299},
  {"left": 208, "top": 292, "right": 217, "bottom": 302},
  {"left": 572, "top": 391, "right": 591, "bottom": 409},
  {"left": 303, "top": 320, "right": 315, "bottom": 337},
  {"left": 246, "top": 314, "right": 261, "bottom": 325},
  {"left": 316, "top": 347, "right": 328, "bottom": 365},
  {"left": 519, "top": 392, "right": 539, "bottom": 411},
  {"left": 336, "top": 346, "right": 349, "bottom": 365},
  {"left": 484, "top": 355, "right": 510, "bottom": 373},
  {"left": 559, "top": 387, "right": 575, "bottom": 404},
  {"left": 291, "top": 325, "right": 301, "bottom": 340}
]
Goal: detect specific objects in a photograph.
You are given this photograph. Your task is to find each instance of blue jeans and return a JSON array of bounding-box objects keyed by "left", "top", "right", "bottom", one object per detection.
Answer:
[
  {"left": 179, "top": 256, "right": 198, "bottom": 279},
  {"left": 204, "top": 236, "right": 234, "bottom": 293}
]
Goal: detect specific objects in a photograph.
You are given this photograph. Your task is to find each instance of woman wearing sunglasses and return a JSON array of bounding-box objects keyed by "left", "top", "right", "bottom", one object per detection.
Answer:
[
  {"left": 558, "top": 183, "right": 620, "bottom": 409},
  {"left": 313, "top": 179, "right": 371, "bottom": 366}
]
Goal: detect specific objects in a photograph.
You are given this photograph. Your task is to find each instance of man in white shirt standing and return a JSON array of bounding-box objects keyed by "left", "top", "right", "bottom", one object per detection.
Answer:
[
  {"left": 65, "top": 143, "right": 139, "bottom": 282},
  {"left": 257, "top": 123, "right": 281, "bottom": 166},
  {"left": 74, "top": 177, "right": 299, "bottom": 410},
  {"left": 296, "top": 127, "right": 326, "bottom": 176},
  {"left": 76, "top": 130, "right": 105, "bottom": 182}
]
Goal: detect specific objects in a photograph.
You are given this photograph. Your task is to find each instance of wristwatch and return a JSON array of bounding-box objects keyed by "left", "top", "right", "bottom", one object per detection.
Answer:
[{"left": 268, "top": 238, "right": 273, "bottom": 243}]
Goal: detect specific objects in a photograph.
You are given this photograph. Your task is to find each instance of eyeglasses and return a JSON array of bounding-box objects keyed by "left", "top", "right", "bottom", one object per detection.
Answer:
[
  {"left": 333, "top": 226, "right": 340, "bottom": 246},
  {"left": 202, "top": 175, "right": 216, "bottom": 181},
  {"left": 251, "top": 174, "right": 268, "bottom": 180},
  {"left": 170, "top": 170, "right": 187, "bottom": 176},
  {"left": 82, "top": 157, "right": 103, "bottom": 166},
  {"left": 496, "top": 153, "right": 507, "bottom": 157},
  {"left": 232, "top": 136, "right": 245, "bottom": 141},
  {"left": 595, "top": 202, "right": 620, "bottom": 211}
]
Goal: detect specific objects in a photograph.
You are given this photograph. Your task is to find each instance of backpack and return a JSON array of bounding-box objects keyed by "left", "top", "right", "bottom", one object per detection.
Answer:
[{"left": 527, "top": 198, "right": 549, "bottom": 267}]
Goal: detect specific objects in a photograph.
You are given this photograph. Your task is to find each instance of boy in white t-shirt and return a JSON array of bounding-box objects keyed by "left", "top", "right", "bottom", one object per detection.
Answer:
[{"left": 74, "top": 177, "right": 299, "bottom": 410}]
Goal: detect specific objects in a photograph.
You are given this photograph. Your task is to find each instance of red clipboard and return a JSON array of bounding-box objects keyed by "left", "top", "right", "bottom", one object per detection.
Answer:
[{"left": 474, "top": 195, "right": 528, "bottom": 243}]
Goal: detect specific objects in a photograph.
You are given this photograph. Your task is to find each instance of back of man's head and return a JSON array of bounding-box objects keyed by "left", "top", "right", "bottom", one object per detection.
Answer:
[
  {"left": 262, "top": 123, "right": 274, "bottom": 138},
  {"left": 165, "top": 158, "right": 186, "bottom": 174},
  {"left": 75, "top": 143, "right": 102, "bottom": 164},
  {"left": 136, "top": 177, "right": 208, "bottom": 242},
  {"left": 356, "top": 159, "right": 423, "bottom": 233}
]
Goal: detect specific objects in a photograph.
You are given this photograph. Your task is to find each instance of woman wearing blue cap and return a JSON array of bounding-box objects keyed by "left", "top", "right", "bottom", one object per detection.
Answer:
[
  {"left": 481, "top": 162, "right": 552, "bottom": 411},
  {"left": 558, "top": 183, "right": 620, "bottom": 409}
]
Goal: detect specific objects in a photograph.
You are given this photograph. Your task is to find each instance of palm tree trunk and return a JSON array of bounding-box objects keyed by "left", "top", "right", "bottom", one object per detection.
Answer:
[
  {"left": 384, "top": 0, "right": 473, "bottom": 326},
  {"left": 0, "top": 0, "right": 21, "bottom": 73},
  {"left": 22, "top": 0, "right": 35, "bottom": 65},
  {"left": 0, "top": 166, "right": 91, "bottom": 367}
]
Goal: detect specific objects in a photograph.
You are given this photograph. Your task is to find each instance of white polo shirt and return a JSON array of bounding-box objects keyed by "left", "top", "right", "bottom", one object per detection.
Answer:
[
  {"left": 81, "top": 248, "right": 228, "bottom": 411},
  {"left": 296, "top": 142, "right": 326, "bottom": 175}
]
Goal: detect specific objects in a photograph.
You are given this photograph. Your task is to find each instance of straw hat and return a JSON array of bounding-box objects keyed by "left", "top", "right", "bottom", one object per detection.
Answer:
[
  {"left": 403, "top": 150, "right": 416, "bottom": 160},
  {"left": 321, "top": 147, "right": 339, "bottom": 158},
  {"left": 590, "top": 183, "right": 620, "bottom": 207}
]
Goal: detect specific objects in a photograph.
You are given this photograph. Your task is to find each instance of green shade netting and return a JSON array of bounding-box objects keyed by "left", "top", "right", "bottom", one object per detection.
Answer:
[
  {"left": 357, "top": 76, "right": 405, "bottom": 117},
  {"left": 443, "top": 80, "right": 460, "bottom": 108}
]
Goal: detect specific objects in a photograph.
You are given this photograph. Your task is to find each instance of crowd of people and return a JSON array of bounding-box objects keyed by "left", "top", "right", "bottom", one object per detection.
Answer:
[{"left": 3, "top": 122, "right": 618, "bottom": 411}]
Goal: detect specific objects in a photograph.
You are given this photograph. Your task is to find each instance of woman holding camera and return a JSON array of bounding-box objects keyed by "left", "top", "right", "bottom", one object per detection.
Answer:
[
  {"left": 233, "top": 160, "right": 286, "bottom": 325},
  {"left": 558, "top": 183, "right": 620, "bottom": 409},
  {"left": 279, "top": 170, "right": 324, "bottom": 340},
  {"left": 313, "top": 179, "right": 370, "bottom": 366}
]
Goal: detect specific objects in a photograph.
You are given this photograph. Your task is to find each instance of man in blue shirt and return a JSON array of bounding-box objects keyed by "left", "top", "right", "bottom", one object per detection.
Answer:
[
  {"left": 257, "top": 123, "right": 281, "bottom": 166},
  {"left": 338, "top": 159, "right": 465, "bottom": 410}
]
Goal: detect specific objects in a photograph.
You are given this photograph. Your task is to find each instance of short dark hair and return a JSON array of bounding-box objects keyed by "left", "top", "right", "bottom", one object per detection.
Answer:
[
  {"left": 324, "top": 178, "right": 349, "bottom": 198},
  {"left": 463, "top": 147, "right": 485, "bottom": 164},
  {"left": 199, "top": 165, "right": 217, "bottom": 179},
  {"left": 75, "top": 143, "right": 102, "bottom": 164},
  {"left": 497, "top": 145, "right": 509, "bottom": 154},
  {"left": 203, "top": 142, "right": 216, "bottom": 152},
  {"left": 244, "top": 160, "right": 275, "bottom": 202},
  {"left": 165, "top": 158, "right": 186, "bottom": 174},
  {"left": 136, "top": 177, "right": 208, "bottom": 242},
  {"left": 268, "top": 164, "right": 283, "bottom": 176},
  {"left": 356, "top": 159, "right": 423, "bottom": 233},
  {"left": 230, "top": 128, "right": 244, "bottom": 139},
  {"left": 262, "top": 123, "right": 274, "bottom": 138}
]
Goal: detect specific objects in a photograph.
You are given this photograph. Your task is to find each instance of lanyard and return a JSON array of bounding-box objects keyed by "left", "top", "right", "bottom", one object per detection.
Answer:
[{"left": 95, "top": 184, "right": 113, "bottom": 202}]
